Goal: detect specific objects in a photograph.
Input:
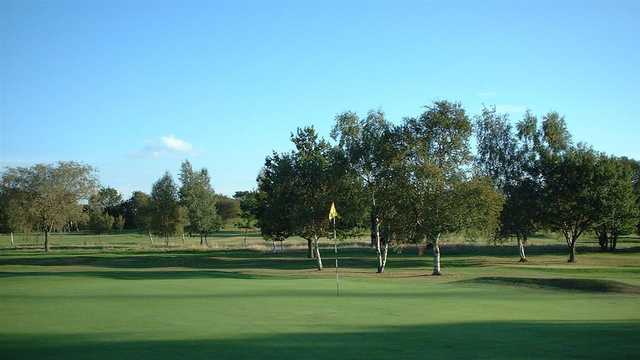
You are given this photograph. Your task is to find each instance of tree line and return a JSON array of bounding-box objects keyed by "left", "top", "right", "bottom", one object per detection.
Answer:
[
  {"left": 0, "top": 160, "right": 244, "bottom": 251},
  {"left": 1, "top": 100, "right": 638, "bottom": 273},
  {"left": 249, "top": 100, "right": 640, "bottom": 273}
]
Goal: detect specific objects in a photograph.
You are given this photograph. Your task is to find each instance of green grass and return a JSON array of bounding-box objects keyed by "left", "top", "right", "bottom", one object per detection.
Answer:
[{"left": 1, "top": 234, "right": 639, "bottom": 359}]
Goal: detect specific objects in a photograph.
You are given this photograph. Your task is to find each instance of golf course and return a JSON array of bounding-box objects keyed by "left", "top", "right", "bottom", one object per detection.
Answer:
[
  {"left": 1, "top": 232, "right": 639, "bottom": 359},
  {"left": 3, "top": 1, "right": 640, "bottom": 359}
]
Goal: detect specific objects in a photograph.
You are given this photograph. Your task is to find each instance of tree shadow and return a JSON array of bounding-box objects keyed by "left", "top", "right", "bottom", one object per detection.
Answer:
[
  {"left": 2, "top": 321, "right": 638, "bottom": 360},
  {"left": 1, "top": 244, "right": 639, "bottom": 274}
]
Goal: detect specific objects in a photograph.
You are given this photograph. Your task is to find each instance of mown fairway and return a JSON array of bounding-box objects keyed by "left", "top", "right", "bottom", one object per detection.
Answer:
[{"left": 1, "top": 235, "right": 639, "bottom": 359}]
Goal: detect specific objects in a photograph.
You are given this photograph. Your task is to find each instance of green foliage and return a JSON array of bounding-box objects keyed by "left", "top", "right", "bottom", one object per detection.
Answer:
[
  {"left": 541, "top": 145, "right": 611, "bottom": 260},
  {"left": 474, "top": 106, "right": 519, "bottom": 190},
  {"left": 179, "top": 160, "right": 221, "bottom": 237},
  {"left": 113, "top": 215, "right": 126, "bottom": 232},
  {"left": 593, "top": 156, "right": 639, "bottom": 249},
  {"left": 89, "top": 211, "right": 114, "bottom": 234},
  {"left": 151, "top": 172, "right": 187, "bottom": 238},
  {"left": 89, "top": 187, "right": 123, "bottom": 216},
  {"left": 234, "top": 191, "right": 258, "bottom": 230},
  {"left": 122, "top": 191, "right": 152, "bottom": 231},
  {"left": 289, "top": 127, "right": 335, "bottom": 241},
  {"left": 0, "top": 162, "right": 98, "bottom": 251},
  {"left": 215, "top": 197, "right": 240, "bottom": 225},
  {"left": 256, "top": 152, "right": 297, "bottom": 242}
]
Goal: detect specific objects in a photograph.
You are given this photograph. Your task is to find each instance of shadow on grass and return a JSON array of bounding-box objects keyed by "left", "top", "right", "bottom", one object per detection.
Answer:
[
  {"left": 0, "top": 269, "right": 261, "bottom": 280},
  {"left": 466, "top": 276, "right": 640, "bottom": 294},
  {"left": 1, "top": 244, "right": 639, "bottom": 273},
  {"left": 2, "top": 321, "right": 638, "bottom": 360}
]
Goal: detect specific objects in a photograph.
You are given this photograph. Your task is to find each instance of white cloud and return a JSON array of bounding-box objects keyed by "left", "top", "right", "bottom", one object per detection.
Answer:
[
  {"left": 130, "top": 135, "right": 196, "bottom": 158},
  {"left": 161, "top": 134, "right": 193, "bottom": 153}
]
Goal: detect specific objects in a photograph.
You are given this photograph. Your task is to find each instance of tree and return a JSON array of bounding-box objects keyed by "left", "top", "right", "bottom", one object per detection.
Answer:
[
  {"left": 593, "top": 156, "right": 639, "bottom": 251},
  {"left": 151, "top": 172, "right": 187, "bottom": 246},
  {"left": 401, "top": 100, "right": 488, "bottom": 275},
  {"left": 289, "top": 127, "right": 337, "bottom": 270},
  {"left": 114, "top": 215, "right": 126, "bottom": 232},
  {"left": 122, "top": 191, "right": 153, "bottom": 242},
  {"left": 87, "top": 187, "right": 122, "bottom": 234},
  {"left": 541, "top": 145, "right": 608, "bottom": 262},
  {"left": 256, "top": 152, "right": 297, "bottom": 254},
  {"left": 178, "top": 160, "right": 221, "bottom": 246},
  {"left": 216, "top": 197, "right": 240, "bottom": 227},
  {"left": 331, "top": 110, "right": 400, "bottom": 272},
  {"left": 90, "top": 187, "right": 123, "bottom": 216},
  {"left": 0, "top": 162, "right": 98, "bottom": 252},
  {"left": 234, "top": 191, "right": 258, "bottom": 247},
  {"left": 499, "top": 179, "right": 541, "bottom": 261},
  {"left": 474, "top": 107, "right": 541, "bottom": 261},
  {"left": 89, "top": 211, "right": 114, "bottom": 234},
  {"left": 0, "top": 187, "right": 34, "bottom": 247},
  {"left": 474, "top": 106, "right": 519, "bottom": 189}
]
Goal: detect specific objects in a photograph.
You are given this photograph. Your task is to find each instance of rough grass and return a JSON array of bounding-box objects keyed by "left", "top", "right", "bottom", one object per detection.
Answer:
[{"left": 1, "top": 233, "right": 639, "bottom": 359}]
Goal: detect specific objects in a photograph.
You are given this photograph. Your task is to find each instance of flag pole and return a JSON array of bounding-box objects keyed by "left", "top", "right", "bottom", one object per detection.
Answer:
[{"left": 334, "top": 217, "right": 339, "bottom": 297}]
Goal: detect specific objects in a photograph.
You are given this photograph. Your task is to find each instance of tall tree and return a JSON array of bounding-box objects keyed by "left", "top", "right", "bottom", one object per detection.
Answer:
[
  {"left": 474, "top": 106, "right": 519, "bottom": 189},
  {"left": 178, "top": 161, "right": 220, "bottom": 246},
  {"left": 87, "top": 187, "right": 123, "bottom": 234},
  {"left": 593, "top": 156, "right": 639, "bottom": 251},
  {"left": 122, "top": 191, "right": 153, "bottom": 237},
  {"left": 401, "top": 100, "right": 482, "bottom": 275},
  {"left": 474, "top": 107, "right": 541, "bottom": 261},
  {"left": 331, "top": 110, "right": 399, "bottom": 272},
  {"left": 151, "top": 172, "right": 187, "bottom": 245},
  {"left": 289, "top": 127, "right": 336, "bottom": 270},
  {"left": 234, "top": 191, "right": 258, "bottom": 247},
  {"left": 541, "top": 145, "right": 608, "bottom": 262},
  {"left": 256, "top": 152, "right": 297, "bottom": 253},
  {"left": 0, "top": 162, "right": 98, "bottom": 252}
]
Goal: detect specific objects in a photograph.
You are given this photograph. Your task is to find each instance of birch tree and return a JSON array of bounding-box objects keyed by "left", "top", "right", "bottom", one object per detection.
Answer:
[
  {"left": 179, "top": 161, "right": 221, "bottom": 246},
  {"left": 331, "top": 110, "right": 400, "bottom": 273}
]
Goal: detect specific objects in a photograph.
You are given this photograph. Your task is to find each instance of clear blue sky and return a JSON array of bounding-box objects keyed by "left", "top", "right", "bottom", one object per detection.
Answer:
[{"left": 2, "top": 0, "right": 639, "bottom": 196}]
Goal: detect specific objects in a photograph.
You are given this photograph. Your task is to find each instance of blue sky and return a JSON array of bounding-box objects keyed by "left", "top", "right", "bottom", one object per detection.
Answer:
[{"left": 2, "top": 0, "right": 639, "bottom": 196}]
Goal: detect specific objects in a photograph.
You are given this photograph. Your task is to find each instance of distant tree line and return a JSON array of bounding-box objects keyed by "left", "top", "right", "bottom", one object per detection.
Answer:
[
  {"left": 249, "top": 100, "right": 640, "bottom": 273},
  {"left": 0, "top": 160, "right": 242, "bottom": 251}
]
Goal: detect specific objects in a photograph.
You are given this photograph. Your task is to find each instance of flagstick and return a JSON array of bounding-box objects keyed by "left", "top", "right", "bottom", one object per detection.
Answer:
[{"left": 334, "top": 217, "right": 339, "bottom": 297}]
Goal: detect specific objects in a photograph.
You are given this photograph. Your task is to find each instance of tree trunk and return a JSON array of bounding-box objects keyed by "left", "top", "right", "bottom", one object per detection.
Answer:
[
  {"left": 314, "top": 236, "right": 323, "bottom": 271},
  {"left": 10, "top": 232, "right": 15, "bottom": 248},
  {"left": 610, "top": 234, "right": 617, "bottom": 251},
  {"left": 307, "top": 239, "right": 314, "bottom": 258},
  {"left": 374, "top": 218, "right": 384, "bottom": 273},
  {"left": 518, "top": 237, "right": 527, "bottom": 262},
  {"left": 200, "top": 234, "right": 204, "bottom": 246},
  {"left": 148, "top": 231, "right": 153, "bottom": 245},
  {"left": 379, "top": 241, "right": 389, "bottom": 273},
  {"left": 44, "top": 230, "right": 50, "bottom": 253},
  {"left": 598, "top": 231, "right": 608, "bottom": 251},
  {"left": 204, "top": 234, "right": 208, "bottom": 247},
  {"left": 243, "top": 230, "right": 247, "bottom": 248},
  {"left": 182, "top": 233, "right": 185, "bottom": 245},
  {"left": 432, "top": 234, "right": 441, "bottom": 275},
  {"left": 568, "top": 239, "right": 577, "bottom": 263},
  {"left": 370, "top": 212, "right": 377, "bottom": 247}
]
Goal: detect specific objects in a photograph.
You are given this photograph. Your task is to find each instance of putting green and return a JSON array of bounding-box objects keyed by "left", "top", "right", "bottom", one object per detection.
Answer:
[{"left": 1, "top": 248, "right": 639, "bottom": 359}]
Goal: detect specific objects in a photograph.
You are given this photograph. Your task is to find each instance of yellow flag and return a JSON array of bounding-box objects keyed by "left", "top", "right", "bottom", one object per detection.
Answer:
[{"left": 329, "top": 202, "right": 339, "bottom": 221}]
